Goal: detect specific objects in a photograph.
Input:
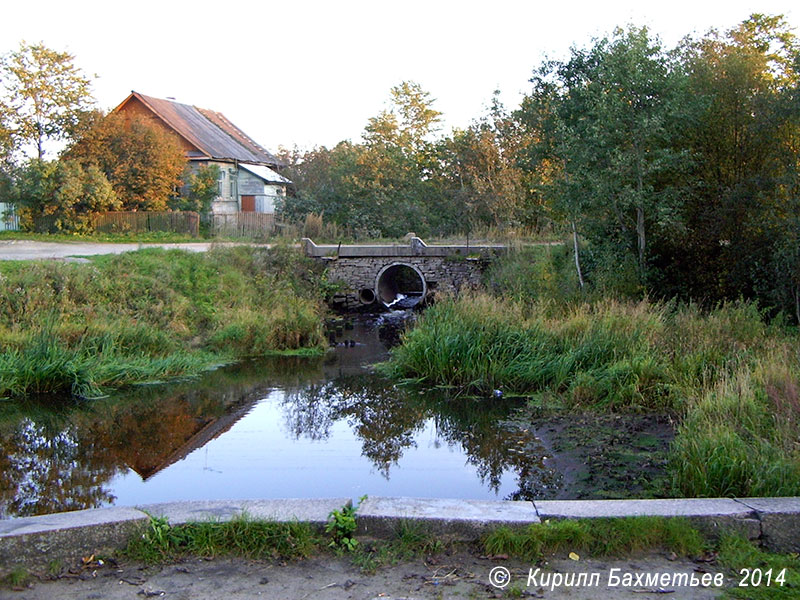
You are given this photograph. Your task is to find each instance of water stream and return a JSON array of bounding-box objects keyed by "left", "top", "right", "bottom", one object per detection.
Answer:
[{"left": 0, "top": 312, "right": 673, "bottom": 519}]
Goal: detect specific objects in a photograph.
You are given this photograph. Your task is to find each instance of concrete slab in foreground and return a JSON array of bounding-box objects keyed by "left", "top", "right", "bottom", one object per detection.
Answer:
[
  {"left": 138, "top": 498, "right": 350, "bottom": 528},
  {"left": 535, "top": 498, "right": 761, "bottom": 542},
  {"left": 735, "top": 497, "right": 800, "bottom": 553},
  {"left": 357, "top": 497, "right": 539, "bottom": 539},
  {"left": 0, "top": 507, "right": 147, "bottom": 568},
  {"left": 3, "top": 496, "right": 800, "bottom": 569}
]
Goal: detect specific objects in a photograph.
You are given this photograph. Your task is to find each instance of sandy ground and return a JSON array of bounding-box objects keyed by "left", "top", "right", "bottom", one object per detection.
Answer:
[
  {"left": 3, "top": 550, "right": 733, "bottom": 600},
  {"left": 0, "top": 240, "right": 267, "bottom": 261}
]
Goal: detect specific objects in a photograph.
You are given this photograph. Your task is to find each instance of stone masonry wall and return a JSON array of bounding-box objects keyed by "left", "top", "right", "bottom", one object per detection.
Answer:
[{"left": 321, "top": 256, "right": 489, "bottom": 309}]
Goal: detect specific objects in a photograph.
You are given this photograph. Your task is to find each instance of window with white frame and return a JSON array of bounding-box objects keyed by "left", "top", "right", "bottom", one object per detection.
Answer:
[{"left": 218, "top": 170, "right": 226, "bottom": 196}]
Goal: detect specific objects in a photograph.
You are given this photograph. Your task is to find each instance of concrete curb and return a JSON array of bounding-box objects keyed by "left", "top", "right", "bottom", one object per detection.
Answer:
[
  {"left": 533, "top": 498, "right": 762, "bottom": 543},
  {"left": 356, "top": 497, "right": 539, "bottom": 539},
  {"left": 139, "top": 498, "right": 351, "bottom": 528},
  {"left": 1, "top": 496, "right": 799, "bottom": 569},
  {"left": 733, "top": 497, "right": 800, "bottom": 553},
  {"left": 0, "top": 507, "right": 148, "bottom": 568},
  {"left": 0, "top": 499, "right": 350, "bottom": 568}
]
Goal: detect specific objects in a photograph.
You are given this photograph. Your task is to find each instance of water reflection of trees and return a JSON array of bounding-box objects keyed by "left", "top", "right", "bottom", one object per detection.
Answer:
[
  {"left": 0, "top": 357, "right": 324, "bottom": 518},
  {"left": 281, "top": 374, "right": 557, "bottom": 496},
  {"left": 0, "top": 415, "right": 118, "bottom": 518},
  {"left": 0, "top": 353, "right": 562, "bottom": 518}
]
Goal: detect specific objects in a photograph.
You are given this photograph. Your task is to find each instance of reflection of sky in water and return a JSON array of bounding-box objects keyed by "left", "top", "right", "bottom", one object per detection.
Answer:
[
  {"left": 2, "top": 316, "right": 554, "bottom": 518},
  {"left": 109, "top": 390, "right": 520, "bottom": 505}
]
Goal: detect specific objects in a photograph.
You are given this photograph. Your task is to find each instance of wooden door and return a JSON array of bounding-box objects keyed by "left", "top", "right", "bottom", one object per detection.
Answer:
[{"left": 241, "top": 195, "right": 256, "bottom": 212}]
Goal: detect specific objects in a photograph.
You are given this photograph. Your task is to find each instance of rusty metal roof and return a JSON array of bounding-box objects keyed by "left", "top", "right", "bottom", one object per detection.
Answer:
[{"left": 117, "top": 92, "right": 284, "bottom": 167}]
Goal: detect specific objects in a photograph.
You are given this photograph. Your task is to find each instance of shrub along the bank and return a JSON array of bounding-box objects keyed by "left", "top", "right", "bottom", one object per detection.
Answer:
[
  {"left": 0, "top": 246, "right": 327, "bottom": 399},
  {"left": 385, "top": 293, "right": 800, "bottom": 497}
]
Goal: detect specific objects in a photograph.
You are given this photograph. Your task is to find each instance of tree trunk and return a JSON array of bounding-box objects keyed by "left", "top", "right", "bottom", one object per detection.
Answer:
[
  {"left": 634, "top": 143, "right": 646, "bottom": 270},
  {"left": 636, "top": 204, "right": 645, "bottom": 268},
  {"left": 794, "top": 283, "right": 800, "bottom": 327},
  {"left": 612, "top": 195, "right": 628, "bottom": 233},
  {"left": 572, "top": 220, "right": 585, "bottom": 289}
]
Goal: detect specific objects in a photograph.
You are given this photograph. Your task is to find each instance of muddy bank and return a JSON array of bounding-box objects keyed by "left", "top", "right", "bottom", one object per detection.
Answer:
[{"left": 505, "top": 409, "right": 675, "bottom": 501}]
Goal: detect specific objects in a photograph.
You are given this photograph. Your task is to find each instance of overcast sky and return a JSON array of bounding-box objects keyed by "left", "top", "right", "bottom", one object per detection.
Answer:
[{"left": 1, "top": 0, "right": 797, "bottom": 155}]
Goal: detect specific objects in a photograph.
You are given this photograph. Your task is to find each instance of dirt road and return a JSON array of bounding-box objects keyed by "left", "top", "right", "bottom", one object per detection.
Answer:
[
  {"left": 5, "top": 551, "right": 730, "bottom": 600},
  {"left": 0, "top": 240, "right": 263, "bottom": 261}
]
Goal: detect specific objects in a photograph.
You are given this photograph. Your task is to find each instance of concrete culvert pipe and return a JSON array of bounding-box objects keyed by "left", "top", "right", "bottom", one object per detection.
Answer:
[
  {"left": 359, "top": 288, "right": 376, "bottom": 304},
  {"left": 376, "top": 263, "right": 427, "bottom": 308}
]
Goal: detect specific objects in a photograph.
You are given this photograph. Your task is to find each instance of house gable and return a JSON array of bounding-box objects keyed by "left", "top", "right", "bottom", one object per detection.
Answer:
[{"left": 114, "top": 94, "right": 206, "bottom": 158}]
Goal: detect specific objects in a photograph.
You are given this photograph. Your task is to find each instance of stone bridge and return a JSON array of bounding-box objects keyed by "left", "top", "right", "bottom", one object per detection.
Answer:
[{"left": 302, "top": 237, "right": 505, "bottom": 310}]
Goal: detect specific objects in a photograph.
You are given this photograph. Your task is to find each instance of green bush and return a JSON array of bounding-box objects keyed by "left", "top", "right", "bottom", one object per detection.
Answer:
[{"left": 12, "top": 158, "right": 119, "bottom": 233}]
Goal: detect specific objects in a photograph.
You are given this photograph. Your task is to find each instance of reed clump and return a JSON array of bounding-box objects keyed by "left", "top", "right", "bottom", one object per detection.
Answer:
[{"left": 386, "top": 294, "right": 675, "bottom": 411}]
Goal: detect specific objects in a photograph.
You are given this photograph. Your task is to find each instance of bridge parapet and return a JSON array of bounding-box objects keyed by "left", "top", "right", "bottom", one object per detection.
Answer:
[
  {"left": 302, "top": 237, "right": 505, "bottom": 258},
  {"left": 302, "top": 238, "right": 505, "bottom": 310}
]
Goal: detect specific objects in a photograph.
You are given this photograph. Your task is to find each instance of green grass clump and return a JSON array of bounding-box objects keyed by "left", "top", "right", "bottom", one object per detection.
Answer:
[
  {"left": 385, "top": 294, "right": 675, "bottom": 410},
  {"left": 718, "top": 535, "right": 800, "bottom": 599},
  {"left": 671, "top": 363, "right": 800, "bottom": 497},
  {"left": 352, "top": 521, "right": 445, "bottom": 572},
  {"left": 1, "top": 566, "right": 32, "bottom": 589},
  {"left": 125, "top": 515, "right": 319, "bottom": 563},
  {"left": 0, "top": 322, "right": 224, "bottom": 398},
  {"left": 0, "top": 246, "right": 326, "bottom": 399},
  {"left": 483, "top": 517, "right": 705, "bottom": 562}
]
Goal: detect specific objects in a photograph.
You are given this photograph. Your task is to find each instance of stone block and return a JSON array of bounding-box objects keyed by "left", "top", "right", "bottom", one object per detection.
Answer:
[
  {"left": 138, "top": 498, "right": 350, "bottom": 529},
  {"left": 357, "top": 496, "right": 538, "bottom": 540},
  {"left": 736, "top": 497, "right": 800, "bottom": 553},
  {"left": 0, "top": 507, "right": 148, "bottom": 568}
]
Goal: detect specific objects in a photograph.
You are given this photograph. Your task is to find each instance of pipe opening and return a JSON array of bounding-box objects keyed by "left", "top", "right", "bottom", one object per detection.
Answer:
[
  {"left": 376, "top": 263, "right": 426, "bottom": 308},
  {"left": 358, "top": 288, "right": 376, "bottom": 304}
]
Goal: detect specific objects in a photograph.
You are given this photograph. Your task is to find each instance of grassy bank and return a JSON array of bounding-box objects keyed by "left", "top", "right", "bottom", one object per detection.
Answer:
[
  {"left": 125, "top": 513, "right": 703, "bottom": 565},
  {"left": 0, "top": 246, "right": 327, "bottom": 399},
  {"left": 385, "top": 292, "right": 800, "bottom": 497}
]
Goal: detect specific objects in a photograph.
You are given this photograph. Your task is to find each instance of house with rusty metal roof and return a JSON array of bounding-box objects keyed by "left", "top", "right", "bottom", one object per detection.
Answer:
[{"left": 114, "top": 91, "right": 290, "bottom": 214}]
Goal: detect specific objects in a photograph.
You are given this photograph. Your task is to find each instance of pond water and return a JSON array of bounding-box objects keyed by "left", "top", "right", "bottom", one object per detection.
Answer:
[{"left": 0, "top": 312, "right": 674, "bottom": 519}]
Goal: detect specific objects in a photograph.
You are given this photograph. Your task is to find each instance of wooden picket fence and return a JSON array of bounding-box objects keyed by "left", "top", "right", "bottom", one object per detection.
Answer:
[
  {"left": 209, "top": 212, "right": 276, "bottom": 238},
  {"left": 92, "top": 211, "right": 200, "bottom": 237},
  {"left": 23, "top": 210, "right": 277, "bottom": 239}
]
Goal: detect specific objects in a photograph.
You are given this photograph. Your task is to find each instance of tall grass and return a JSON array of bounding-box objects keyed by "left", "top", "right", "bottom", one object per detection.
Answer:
[
  {"left": 671, "top": 361, "right": 800, "bottom": 497},
  {"left": 0, "top": 246, "right": 327, "bottom": 399},
  {"left": 386, "top": 294, "right": 675, "bottom": 410},
  {"left": 125, "top": 515, "right": 319, "bottom": 563},
  {"left": 386, "top": 292, "right": 800, "bottom": 497}
]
